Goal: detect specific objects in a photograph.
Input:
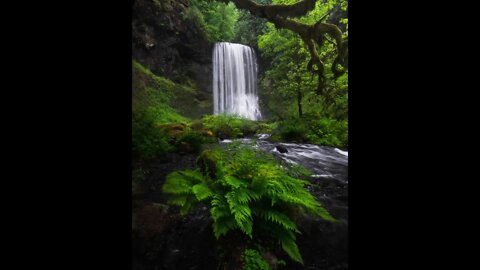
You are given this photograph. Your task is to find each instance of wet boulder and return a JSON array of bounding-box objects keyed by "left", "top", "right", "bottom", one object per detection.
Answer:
[{"left": 276, "top": 145, "right": 288, "bottom": 153}]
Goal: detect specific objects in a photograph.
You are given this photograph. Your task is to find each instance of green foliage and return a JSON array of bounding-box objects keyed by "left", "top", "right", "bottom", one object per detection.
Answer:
[
  {"left": 189, "top": 0, "right": 239, "bottom": 42},
  {"left": 242, "top": 249, "right": 272, "bottom": 270},
  {"left": 132, "top": 60, "right": 189, "bottom": 123},
  {"left": 132, "top": 110, "right": 173, "bottom": 159},
  {"left": 257, "top": 0, "right": 348, "bottom": 129},
  {"left": 163, "top": 170, "right": 206, "bottom": 215},
  {"left": 272, "top": 120, "right": 309, "bottom": 142},
  {"left": 271, "top": 116, "right": 348, "bottom": 148},
  {"left": 163, "top": 144, "right": 336, "bottom": 264},
  {"left": 175, "top": 130, "right": 205, "bottom": 153},
  {"left": 256, "top": 122, "right": 277, "bottom": 134},
  {"left": 201, "top": 114, "right": 260, "bottom": 139},
  {"left": 132, "top": 60, "right": 216, "bottom": 158},
  {"left": 256, "top": 6, "right": 348, "bottom": 147},
  {"left": 233, "top": 0, "right": 271, "bottom": 48}
]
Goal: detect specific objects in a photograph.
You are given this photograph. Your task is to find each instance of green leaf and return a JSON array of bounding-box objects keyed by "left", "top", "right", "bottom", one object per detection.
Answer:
[
  {"left": 192, "top": 183, "right": 213, "bottom": 201},
  {"left": 223, "top": 175, "right": 247, "bottom": 188},
  {"left": 281, "top": 236, "right": 303, "bottom": 265}
]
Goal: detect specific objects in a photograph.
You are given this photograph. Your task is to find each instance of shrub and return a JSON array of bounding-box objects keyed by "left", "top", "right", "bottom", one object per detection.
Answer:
[
  {"left": 242, "top": 249, "right": 272, "bottom": 270},
  {"left": 308, "top": 117, "right": 348, "bottom": 147},
  {"left": 162, "top": 144, "right": 336, "bottom": 265},
  {"left": 132, "top": 110, "right": 173, "bottom": 159},
  {"left": 271, "top": 117, "right": 348, "bottom": 148},
  {"left": 271, "top": 121, "right": 308, "bottom": 142},
  {"left": 175, "top": 130, "right": 205, "bottom": 153},
  {"left": 256, "top": 122, "right": 276, "bottom": 134},
  {"left": 201, "top": 114, "right": 259, "bottom": 139}
]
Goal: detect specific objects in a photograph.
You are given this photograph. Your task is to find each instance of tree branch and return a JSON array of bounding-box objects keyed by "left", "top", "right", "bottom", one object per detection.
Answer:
[
  {"left": 218, "top": 0, "right": 319, "bottom": 18},
  {"left": 217, "top": 0, "right": 348, "bottom": 99}
]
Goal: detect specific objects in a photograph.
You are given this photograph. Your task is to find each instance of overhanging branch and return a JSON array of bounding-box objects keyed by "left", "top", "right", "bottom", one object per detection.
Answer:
[{"left": 217, "top": 0, "right": 348, "bottom": 99}]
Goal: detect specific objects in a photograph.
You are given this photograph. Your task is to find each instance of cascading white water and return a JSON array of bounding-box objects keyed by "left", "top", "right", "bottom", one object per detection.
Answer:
[{"left": 212, "top": 42, "right": 262, "bottom": 120}]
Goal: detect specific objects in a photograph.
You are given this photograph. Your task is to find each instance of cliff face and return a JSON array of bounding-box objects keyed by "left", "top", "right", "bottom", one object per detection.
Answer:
[{"left": 132, "top": 0, "right": 213, "bottom": 115}]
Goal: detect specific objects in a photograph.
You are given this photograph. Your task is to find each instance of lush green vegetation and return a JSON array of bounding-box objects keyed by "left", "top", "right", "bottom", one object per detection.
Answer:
[
  {"left": 269, "top": 116, "right": 347, "bottom": 147},
  {"left": 132, "top": 60, "right": 216, "bottom": 160},
  {"left": 232, "top": 0, "right": 271, "bottom": 48},
  {"left": 163, "top": 143, "right": 336, "bottom": 265},
  {"left": 188, "top": 0, "right": 239, "bottom": 42},
  {"left": 133, "top": 1, "right": 348, "bottom": 268},
  {"left": 242, "top": 249, "right": 275, "bottom": 270},
  {"left": 182, "top": 0, "right": 349, "bottom": 147}
]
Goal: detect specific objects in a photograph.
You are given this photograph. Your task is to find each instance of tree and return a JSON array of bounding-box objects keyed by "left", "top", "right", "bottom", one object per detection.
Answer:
[
  {"left": 190, "top": 0, "right": 239, "bottom": 42},
  {"left": 257, "top": 1, "right": 347, "bottom": 120},
  {"left": 258, "top": 25, "right": 315, "bottom": 119},
  {"left": 215, "top": 0, "right": 348, "bottom": 98}
]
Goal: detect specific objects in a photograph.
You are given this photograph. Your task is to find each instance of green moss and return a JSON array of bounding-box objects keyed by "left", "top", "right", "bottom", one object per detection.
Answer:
[
  {"left": 200, "top": 114, "right": 261, "bottom": 139},
  {"left": 133, "top": 59, "right": 209, "bottom": 120}
]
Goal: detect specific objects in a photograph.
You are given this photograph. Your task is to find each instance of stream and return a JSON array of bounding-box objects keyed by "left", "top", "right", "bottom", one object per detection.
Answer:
[{"left": 221, "top": 134, "right": 348, "bottom": 184}]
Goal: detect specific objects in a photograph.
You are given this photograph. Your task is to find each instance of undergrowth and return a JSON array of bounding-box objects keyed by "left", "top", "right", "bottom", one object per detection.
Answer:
[{"left": 162, "top": 143, "right": 336, "bottom": 265}]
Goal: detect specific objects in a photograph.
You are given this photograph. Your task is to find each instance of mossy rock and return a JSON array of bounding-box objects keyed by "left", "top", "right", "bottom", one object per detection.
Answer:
[
  {"left": 190, "top": 120, "right": 204, "bottom": 131},
  {"left": 177, "top": 141, "right": 192, "bottom": 153},
  {"left": 197, "top": 150, "right": 219, "bottom": 179},
  {"left": 134, "top": 203, "right": 172, "bottom": 238},
  {"left": 240, "top": 123, "right": 259, "bottom": 137},
  {"left": 200, "top": 129, "right": 214, "bottom": 137},
  {"left": 216, "top": 125, "right": 235, "bottom": 140},
  {"left": 158, "top": 123, "right": 187, "bottom": 138}
]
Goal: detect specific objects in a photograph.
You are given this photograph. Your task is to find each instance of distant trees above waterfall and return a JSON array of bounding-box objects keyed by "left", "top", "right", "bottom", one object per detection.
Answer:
[{"left": 188, "top": 0, "right": 239, "bottom": 42}]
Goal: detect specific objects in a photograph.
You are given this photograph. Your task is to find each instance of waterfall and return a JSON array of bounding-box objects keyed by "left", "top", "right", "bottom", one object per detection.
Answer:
[{"left": 212, "top": 42, "right": 262, "bottom": 120}]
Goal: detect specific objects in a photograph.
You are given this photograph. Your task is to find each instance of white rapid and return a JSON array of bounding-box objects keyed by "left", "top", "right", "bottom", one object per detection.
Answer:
[{"left": 212, "top": 42, "right": 262, "bottom": 120}]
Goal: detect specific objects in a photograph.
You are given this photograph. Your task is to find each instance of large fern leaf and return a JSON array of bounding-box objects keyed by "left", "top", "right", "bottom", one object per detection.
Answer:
[
  {"left": 212, "top": 216, "right": 238, "bottom": 239},
  {"left": 280, "top": 234, "right": 303, "bottom": 265},
  {"left": 255, "top": 208, "right": 300, "bottom": 233},
  {"left": 223, "top": 175, "right": 247, "bottom": 188},
  {"left": 226, "top": 191, "right": 253, "bottom": 237},
  {"left": 192, "top": 183, "right": 213, "bottom": 201}
]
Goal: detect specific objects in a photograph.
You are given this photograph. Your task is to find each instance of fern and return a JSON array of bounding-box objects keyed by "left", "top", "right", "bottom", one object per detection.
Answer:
[
  {"left": 192, "top": 183, "right": 213, "bottom": 201},
  {"left": 162, "top": 144, "right": 336, "bottom": 265},
  {"left": 226, "top": 190, "right": 253, "bottom": 237},
  {"left": 279, "top": 234, "right": 303, "bottom": 265},
  {"left": 242, "top": 249, "right": 272, "bottom": 270},
  {"left": 254, "top": 208, "right": 300, "bottom": 234}
]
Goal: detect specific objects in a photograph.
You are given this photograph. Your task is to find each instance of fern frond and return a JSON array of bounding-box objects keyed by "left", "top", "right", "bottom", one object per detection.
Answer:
[
  {"left": 223, "top": 175, "right": 247, "bottom": 188},
  {"left": 280, "top": 234, "right": 303, "bottom": 265},
  {"left": 163, "top": 170, "right": 204, "bottom": 194},
  {"left": 311, "top": 204, "right": 337, "bottom": 222},
  {"left": 166, "top": 194, "right": 188, "bottom": 206},
  {"left": 192, "top": 183, "right": 213, "bottom": 201},
  {"left": 180, "top": 196, "right": 197, "bottom": 215},
  {"left": 255, "top": 209, "right": 300, "bottom": 233},
  {"left": 211, "top": 194, "right": 232, "bottom": 222},
  {"left": 212, "top": 216, "right": 238, "bottom": 239},
  {"left": 226, "top": 191, "right": 253, "bottom": 237}
]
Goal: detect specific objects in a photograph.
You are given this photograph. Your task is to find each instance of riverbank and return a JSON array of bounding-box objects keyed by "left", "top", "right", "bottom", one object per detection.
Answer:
[{"left": 132, "top": 137, "right": 348, "bottom": 270}]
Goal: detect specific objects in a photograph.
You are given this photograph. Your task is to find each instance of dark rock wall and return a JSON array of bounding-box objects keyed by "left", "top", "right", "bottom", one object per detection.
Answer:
[{"left": 132, "top": 0, "right": 213, "bottom": 113}]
